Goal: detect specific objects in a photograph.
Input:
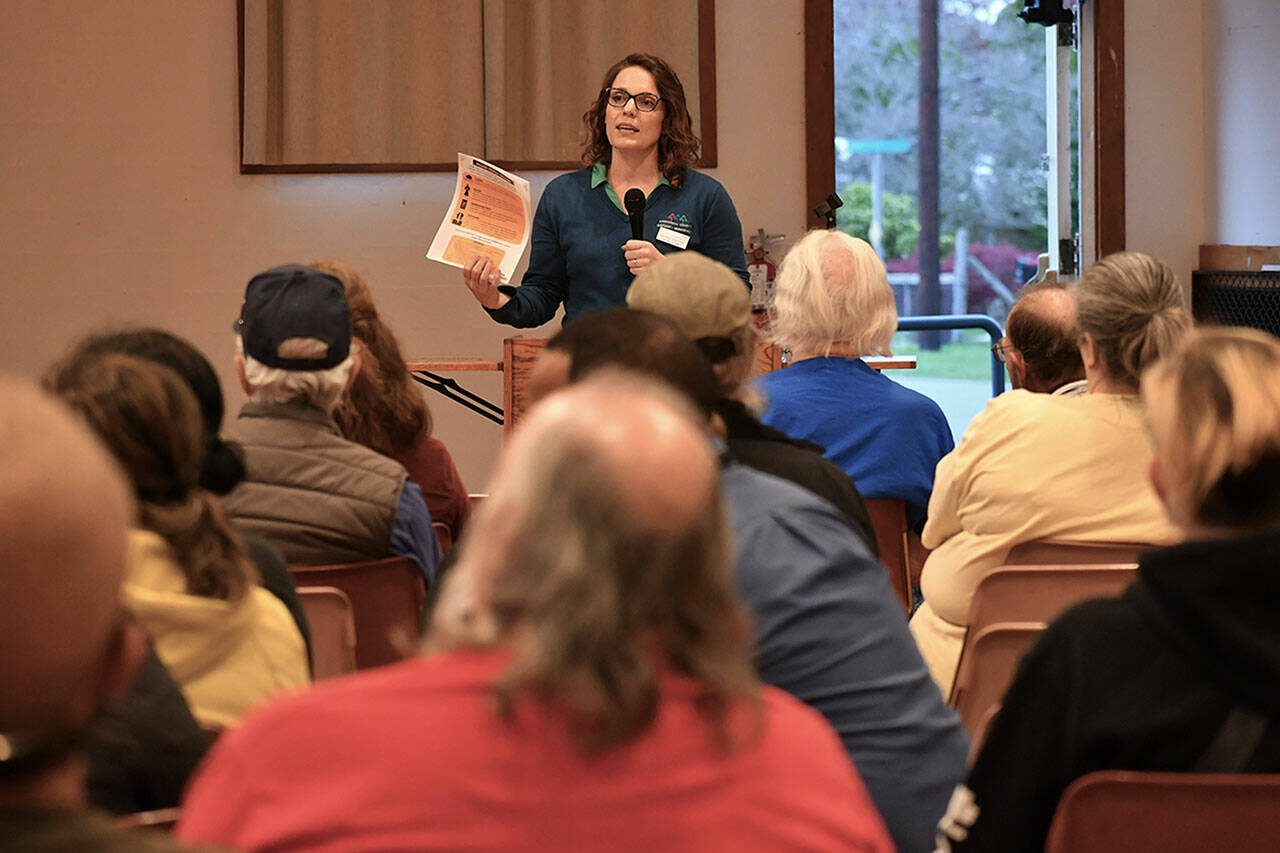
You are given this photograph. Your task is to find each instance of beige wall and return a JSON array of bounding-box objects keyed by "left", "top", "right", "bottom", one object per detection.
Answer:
[
  {"left": 10, "top": 1, "right": 1262, "bottom": 487},
  {"left": 1202, "top": 0, "right": 1280, "bottom": 245},
  {"left": 1123, "top": 0, "right": 1280, "bottom": 286},
  {"left": 1123, "top": 0, "right": 1206, "bottom": 290},
  {"left": 0, "top": 0, "right": 807, "bottom": 490}
]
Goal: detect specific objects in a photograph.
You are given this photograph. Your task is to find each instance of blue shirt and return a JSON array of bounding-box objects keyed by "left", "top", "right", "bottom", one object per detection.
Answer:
[
  {"left": 487, "top": 166, "right": 749, "bottom": 328},
  {"left": 720, "top": 461, "right": 968, "bottom": 853},
  {"left": 756, "top": 357, "right": 954, "bottom": 529},
  {"left": 389, "top": 481, "right": 441, "bottom": 585}
]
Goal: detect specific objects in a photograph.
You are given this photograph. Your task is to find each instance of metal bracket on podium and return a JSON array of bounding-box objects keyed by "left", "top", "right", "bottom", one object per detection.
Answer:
[{"left": 409, "top": 369, "right": 504, "bottom": 426}]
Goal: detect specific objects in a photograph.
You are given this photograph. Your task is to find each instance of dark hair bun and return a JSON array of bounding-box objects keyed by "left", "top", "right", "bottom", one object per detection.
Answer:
[{"left": 201, "top": 437, "right": 246, "bottom": 495}]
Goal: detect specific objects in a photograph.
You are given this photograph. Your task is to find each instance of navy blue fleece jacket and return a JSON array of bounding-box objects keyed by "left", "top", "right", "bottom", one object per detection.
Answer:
[{"left": 487, "top": 166, "right": 749, "bottom": 328}]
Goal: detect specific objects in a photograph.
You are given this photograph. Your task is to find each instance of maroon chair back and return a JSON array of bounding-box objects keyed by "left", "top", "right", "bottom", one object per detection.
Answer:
[
  {"left": 863, "top": 498, "right": 913, "bottom": 614},
  {"left": 431, "top": 521, "right": 453, "bottom": 555},
  {"left": 1047, "top": 770, "right": 1280, "bottom": 852},
  {"left": 115, "top": 807, "right": 181, "bottom": 832},
  {"left": 1005, "top": 539, "right": 1150, "bottom": 565},
  {"left": 969, "top": 564, "right": 1137, "bottom": 635},
  {"left": 949, "top": 621, "right": 1045, "bottom": 758},
  {"left": 297, "top": 586, "right": 358, "bottom": 679},
  {"left": 290, "top": 556, "right": 425, "bottom": 670}
]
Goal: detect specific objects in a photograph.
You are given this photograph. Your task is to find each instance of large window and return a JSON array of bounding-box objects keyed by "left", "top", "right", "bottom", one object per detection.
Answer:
[{"left": 807, "top": 0, "right": 1123, "bottom": 437}]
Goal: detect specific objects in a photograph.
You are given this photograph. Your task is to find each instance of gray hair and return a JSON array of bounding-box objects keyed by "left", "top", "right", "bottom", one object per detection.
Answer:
[
  {"left": 427, "top": 371, "right": 759, "bottom": 753},
  {"left": 1076, "top": 252, "right": 1191, "bottom": 388},
  {"left": 237, "top": 336, "right": 356, "bottom": 411}
]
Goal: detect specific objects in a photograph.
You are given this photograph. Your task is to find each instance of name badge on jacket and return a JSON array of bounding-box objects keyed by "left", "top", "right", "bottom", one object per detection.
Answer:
[{"left": 656, "top": 226, "right": 690, "bottom": 249}]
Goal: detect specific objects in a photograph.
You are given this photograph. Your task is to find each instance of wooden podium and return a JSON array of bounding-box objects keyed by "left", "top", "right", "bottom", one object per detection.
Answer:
[{"left": 407, "top": 338, "right": 915, "bottom": 436}]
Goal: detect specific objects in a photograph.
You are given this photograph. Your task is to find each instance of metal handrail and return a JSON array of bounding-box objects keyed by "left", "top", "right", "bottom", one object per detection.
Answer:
[{"left": 896, "top": 314, "right": 1006, "bottom": 396}]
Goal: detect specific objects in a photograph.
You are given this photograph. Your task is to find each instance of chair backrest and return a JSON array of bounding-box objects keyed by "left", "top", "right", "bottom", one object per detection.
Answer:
[
  {"left": 115, "top": 807, "right": 181, "bottom": 832},
  {"left": 969, "top": 564, "right": 1138, "bottom": 635},
  {"left": 863, "top": 498, "right": 913, "bottom": 614},
  {"left": 297, "top": 586, "right": 358, "bottom": 679},
  {"left": 949, "top": 621, "right": 1045, "bottom": 757},
  {"left": 290, "top": 556, "right": 426, "bottom": 670},
  {"left": 431, "top": 521, "right": 453, "bottom": 555},
  {"left": 1005, "top": 539, "right": 1150, "bottom": 565},
  {"left": 1046, "top": 770, "right": 1280, "bottom": 853}
]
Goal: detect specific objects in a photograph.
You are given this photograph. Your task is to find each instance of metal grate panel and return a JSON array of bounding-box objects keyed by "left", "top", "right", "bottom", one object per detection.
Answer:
[{"left": 1191, "top": 271, "right": 1280, "bottom": 337}]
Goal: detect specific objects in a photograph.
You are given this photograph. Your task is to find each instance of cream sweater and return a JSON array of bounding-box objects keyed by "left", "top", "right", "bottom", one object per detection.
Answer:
[
  {"left": 909, "top": 391, "right": 1179, "bottom": 697},
  {"left": 124, "top": 530, "right": 309, "bottom": 728}
]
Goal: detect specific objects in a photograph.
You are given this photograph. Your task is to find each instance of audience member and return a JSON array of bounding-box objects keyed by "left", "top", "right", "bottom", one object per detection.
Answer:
[
  {"left": 46, "top": 353, "right": 309, "bottom": 728},
  {"left": 312, "top": 259, "right": 472, "bottom": 549},
  {"left": 222, "top": 264, "right": 440, "bottom": 581},
  {"left": 625, "top": 251, "right": 878, "bottom": 553},
  {"left": 530, "top": 308, "right": 968, "bottom": 853},
  {"left": 757, "top": 229, "right": 954, "bottom": 529},
  {"left": 84, "top": 647, "right": 209, "bottom": 816},
  {"left": 997, "top": 280, "right": 1087, "bottom": 394},
  {"left": 179, "top": 373, "right": 892, "bottom": 851},
  {"left": 64, "top": 328, "right": 311, "bottom": 656},
  {"left": 939, "top": 326, "right": 1280, "bottom": 850},
  {"left": 0, "top": 380, "right": 193, "bottom": 851},
  {"left": 911, "top": 251, "right": 1189, "bottom": 696}
]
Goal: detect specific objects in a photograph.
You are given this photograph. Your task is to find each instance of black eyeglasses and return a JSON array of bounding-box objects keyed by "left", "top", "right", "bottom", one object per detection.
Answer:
[
  {"left": 991, "top": 339, "right": 1011, "bottom": 364},
  {"left": 604, "top": 87, "right": 662, "bottom": 112}
]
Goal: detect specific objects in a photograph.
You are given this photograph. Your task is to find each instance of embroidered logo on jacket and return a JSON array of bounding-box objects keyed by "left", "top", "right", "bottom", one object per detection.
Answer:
[{"left": 661, "top": 212, "right": 693, "bottom": 235}]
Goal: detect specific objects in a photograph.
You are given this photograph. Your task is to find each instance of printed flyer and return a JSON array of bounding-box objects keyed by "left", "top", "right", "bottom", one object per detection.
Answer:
[{"left": 426, "top": 154, "right": 532, "bottom": 285}]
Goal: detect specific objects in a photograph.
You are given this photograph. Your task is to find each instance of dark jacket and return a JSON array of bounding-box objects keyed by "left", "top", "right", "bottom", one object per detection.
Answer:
[
  {"left": 944, "top": 527, "right": 1280, "bottom": 852},
  {"left": 717, "top": 398, "right": 878, "bottom": 556},
  {"left": 0, "top": 805, "right": 211, "bottom": 851},
  {"left": 86, "top": 647, "right": 210, "bottom": 814}
]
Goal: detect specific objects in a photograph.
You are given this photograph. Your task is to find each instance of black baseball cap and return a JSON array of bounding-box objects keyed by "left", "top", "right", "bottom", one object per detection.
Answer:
[{"left": 234, "top": 265, "right": 351, "bottom": 370}]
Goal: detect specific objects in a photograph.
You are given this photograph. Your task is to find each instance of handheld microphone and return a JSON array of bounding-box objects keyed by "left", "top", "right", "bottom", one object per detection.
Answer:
[{"left": 624, "top": 188, "right": 646, "bottom": 241}]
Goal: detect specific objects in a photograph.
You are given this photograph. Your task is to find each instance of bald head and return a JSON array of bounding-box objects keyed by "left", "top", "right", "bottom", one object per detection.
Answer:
[
  {"left": 1005, "top": 283, "right": 1086, "bottom": 393},
  {"left": 0, "top": 380, "right": 133, "bottom": 731},
  {"left": 432, "top": 371, "right": 725, "bottom": 646},
  {"left": 429, "top": 371, "right": 755, "bottom": 752},
  {"left": 1010, "top": 284, "right": 1075, "bottom": 329},
  {"left": 512, "top": 371, "right": 717, "bottom": 533}
]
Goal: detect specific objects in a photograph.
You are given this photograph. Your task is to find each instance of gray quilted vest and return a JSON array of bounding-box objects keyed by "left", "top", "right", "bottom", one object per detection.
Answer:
[{"left": 224, "top": 400, "right": 406, "bottom": 566}]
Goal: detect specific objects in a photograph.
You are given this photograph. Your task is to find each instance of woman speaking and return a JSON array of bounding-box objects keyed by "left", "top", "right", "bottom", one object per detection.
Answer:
[{"left": 462, "top": 53, "right": 749, "bottom": 327}]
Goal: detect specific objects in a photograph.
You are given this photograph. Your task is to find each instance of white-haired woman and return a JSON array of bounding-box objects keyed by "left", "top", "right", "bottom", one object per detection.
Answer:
[
  {"left": 757, "top": 229, "right": 954, "bottom": 529},
  {"left": 911, "top": 251, "right": 1188, "bottom": 697},
  {"left": 938, "top": 326, "right": 1280, "bottom": 850}
]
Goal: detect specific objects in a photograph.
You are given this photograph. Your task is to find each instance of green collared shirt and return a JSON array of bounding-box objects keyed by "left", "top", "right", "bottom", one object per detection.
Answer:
[{"left": 590, "top": 162, "right": 671, "bottom": 213}]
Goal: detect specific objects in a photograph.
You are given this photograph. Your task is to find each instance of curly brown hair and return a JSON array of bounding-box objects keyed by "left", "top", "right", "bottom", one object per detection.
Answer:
[
  {"left": 311, "top": 260, "right": 432, "bottom": 456},
  {"left": 580, "top": 53, "right": 700, "bottom": 189}
]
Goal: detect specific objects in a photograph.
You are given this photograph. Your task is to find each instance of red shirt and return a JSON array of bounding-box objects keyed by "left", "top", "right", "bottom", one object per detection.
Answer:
[
  {"left": 178, "top": 648, "right": 891, "bottom": 852},
  {"left": 391, "top": 436, "right": 470, "bottom": 551}
]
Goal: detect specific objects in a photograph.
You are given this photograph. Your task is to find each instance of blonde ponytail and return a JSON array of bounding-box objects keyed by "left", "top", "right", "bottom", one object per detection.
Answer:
[
  {"left": 1141, "top": 326, "right": 1280, "bottom": 530},
  {"left": 1077, "top": 252, "right": 1191, "bottom": 387}
]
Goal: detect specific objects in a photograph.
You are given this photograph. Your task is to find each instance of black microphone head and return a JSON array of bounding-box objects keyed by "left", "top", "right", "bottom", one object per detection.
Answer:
[
  {"left": 624, "top": 188, "right": 646, "bottom": 240},
  {"left": 623, "top": 188, "right": 646, "bottom": 216}
]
